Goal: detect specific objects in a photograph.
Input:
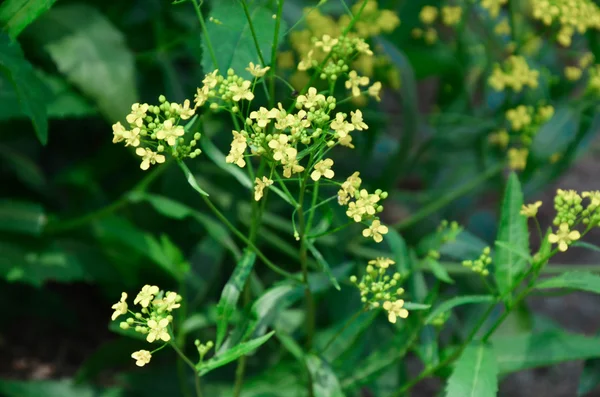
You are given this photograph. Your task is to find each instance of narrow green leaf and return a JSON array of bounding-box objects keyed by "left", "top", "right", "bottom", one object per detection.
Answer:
[
  {"left": 425, "top": 257, "right": 454, "bottom": 284},
  {"left": 0, "top": 34, "right": 50, "bottom": 144},
  {"left": 177, "top": 159, "right": 210, "bottom": 196},
  {"left": 203, "top": 0, "right": 285, "bottom": 79},
  {"left": 316, "top": 311, "right": 378, "bottom": 363},
  {"left": 0, "top": 199, "right": 46, "bottom": 235},
  {"left": 0, "top": 144, "right": 46, "bottom": 191},
  {"left": 403, "top": 302, "right": 431, "bottom": 311},
  {"left": 445, "top": 344, "right": 498, "bottom": 397},
  {"left": 197, "top": 331, "right": 275, "bottom": 375},
  {"left": 535, "top": 271, "right": 600, "bottom": 294},
  {"left": 30, "top": 4, "right": 137, "bottom": 122},
  {"left": 494, "top": 173, "right": 530, "bottom": 300},
  {"left": 425, "top": 295, "right": 495, "bottom": 324},
  {"left": 572, "top": 241, "right": 600, "bottom": 253},
  {"left": 306, "top": 354, "right": 346, "bottom": 397},
  {"left": 440, "top": 231, "right": 489, "bottom": 261},
  {"left": 385, "top": 229, "right": 410, "bottom": 274},
  {"left": 307, "top": 241, "right": 340, "bottom": 290},
  {"left": 216, "top": 250, "right": 257, "bottom": 348},
  {"left": 251, "top": 283, "right": 303, "bottom": 336},
  {"left": 494, "top": 331, "right": 600, "bottom": 373},
  {"left": 531, "top": 107, "right": 581, "bottom": 161},
  {"left": 0, "top": 0, "right": 57, "bottom": 38}
]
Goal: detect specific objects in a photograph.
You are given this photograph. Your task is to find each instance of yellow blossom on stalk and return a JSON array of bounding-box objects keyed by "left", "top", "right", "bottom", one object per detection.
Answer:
[
  {"left": 254, "top": 177, "right": 273, "bottom": 201},
  {"left": 419, "top": 6, "right": 438, "bottom": 24},
  {"left": 368, "top": 82, "right": 382, "bottom": 101},
  {"left": 282, "top": 159, "right": 304, "bottom": 178},
  {"left": 488, "top": 55, "right": 539, "bottom": 92},
  {"left": 134, "top": 285, "right": 160, "bottom": 307},
  {"left": 135, "top": 148, "right": 165, "bottom": 171},
  {"left": 356, "top": 189, "right": 380, "bottom": 216},
  {"left": 156, "top": 292, "right": 182, "bottom": 312},
  {"left": 489, "top": 129, "right": 510, "bottom": 149},
  {"left": 131, "top": 350, "right": 152, "bottom": 367},
  {"left": 229, "top": 80, "right": 255, "bottom": 102},
  {"left": 338, "top": 134, "right": 355, "bottom": 149},
  {"left": 383, "top": 299, "right": 409, "bottom": 323},
  {"left": 315, "top": 34, "right": 339, "bottom": 53},
  {"left": 521, "top": 201, "right": 542, "bottom": 217},
  {"left": 297, "top": 87, "right": 325, "bottom": 109},
  {"left": 481, "top": 0, "right": 507, "bottom": 18},
  {"left": 331, "top": 113, "right": 355, "bottom": 138},
  {"left": 369, "top": 257, "right": 395, "bottom": 269},
  {"left": 508, "top": 148, "right": 528, "bottom": 171},
  {"left": 203, "top": 70, "right": 219, "bottom": 89},
  {"left": 250, "top": 107, "right": 276, "bottom": 128},
  {"left": 112, "top": 122, "right": 127, "bottom": 143},
  {"left": 495, "top": 19, "right": 511, "bottom": 35},
  {"left": 146, "top": 318, "right": 171, "bottom": 343},
  {"left": 346, "top": 70, "right": 370, "bottom": 97},
  {"left": 311, "top": 158, "right": 335, "bottom": 181},
  {"left": 506, "top": 105, "right": 532, "bottom": 131},
  {"left": 351, "top": 110, "right": 368, "bottom": 130},
  {"left": 156, "top": 120, "right": 184, "bottom": 146},
  {"left": 565, "top": 66, "right": 583, "bottom": 81},
  {"left": 225, "top": 130, "right": 248, "bottom": 168},
  {"left": 111, "top": 292, "right": 128, "bottom": 321},
  {"left": 338, "top": 172, "right": 362, "bottom": 205},
  {"left": 126, "top": 103, "right": 149, "bottom": 127},
  {"left": 548, "top": 223, "right": 581, "bottom": 252},
  {"left": 246, "top": 62, "right": 270, "bottom": 78},
  {"left": 363, "top": 220, "right": 389, "bottom": 243},
  {"left": 178, "top": 99, "right": 195, "bottom": 120},
  {"left": 124, "top": 128, "right": 141, "bottom": 147},
  {"left": 537, "top": 105, "right": 555, "bottom": 122},
  {"left": 268, "top": 134, "right": 295, "bottom": 163},
  {"left": 442, "top": 6, "right": 462, "bottom": 26},
  {"left": 194, "top": 86, "right": 209, "bottom": 107},
  {"left": 531, "top": 0, "right": 600, "bottom": 46}
]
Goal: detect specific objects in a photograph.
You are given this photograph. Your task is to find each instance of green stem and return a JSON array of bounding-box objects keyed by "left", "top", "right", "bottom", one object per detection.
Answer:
[
  {"left": 393, "top": 163, "right": 504, "bottom": 230},
  {"left": 240, "top": 0, "right": 266, "bottom": 66},
  {"left": 170, "top": 341, "right": 203, "bottom": 397},
  {"left": 269, "top": 0, "right": 285, "bottom": 108},
  {"left": 193, "top": 0, "right": 219, "bottom": 70}
]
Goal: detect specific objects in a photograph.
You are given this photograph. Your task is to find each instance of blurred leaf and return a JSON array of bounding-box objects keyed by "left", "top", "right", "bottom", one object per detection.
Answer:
[
  {"left": 216, "top": 250, "right": 256, "bottom": 348},
  {"left": 251, "top": 283, "right": 302, "bottom": 336},
  {"left": 535, "top": 271, "right": 600, "bottom": 294},
  {"left": 440, "top": 231, "right": 489, "bottom": 261},
  {"left": 578, "top": 356, "right": 600, "bottom": 396},
  {"left": 306, "top": 354, "right": 345, "bottom": 397},
  {"left": 445, "top": 344, "right": 498, "bottom": 397},
  {"left": 0, "top": 33, "right": 49, "bottom": 144},
  {"left": 197, "top": 330, "right": 275, "bottom": 375},
  {"left": 494, "top": 331, "right": 600, "bottom": 373},
  {"left": 404, "top": 45, "right": 461, "bottom": 80},
  {"left": 307, "top": 241, "right": 340, "bottom": 290},
  {"left": 425, "top": 295, "right": 495, "bottom": 324},
  {"left": 0, "top": 144, "right": 46, "bottom": 191},
  {"left": 0, "top": 0, "right": 57, "bottom": 38},
  {"left": 316, "top": 311, "right": 378, "bottom": 363},
  {"left": 177, "top": 159, "right": 210, "bottom": 196},
  {"left": 572, "top": 241, "right": 600, "bottom": 253},
  {"left": 203, "top": 0, "right": 285, "bottom": 80},
  {"left": 41, "top": 71, "right": 95, "bottom": 118},
  {"left": 404, "top": 302, "right": 431, "bottom": 310},
  {"left": 531, "top": 107, "right": 581, "bottom": 161},
  {"left": 494, "top": 173, "right": 529, "bottom": 301},
  {"left": 0, "top": 199, "right": 46, "bottom": 235},
  {"left": 31, "top": 4, "right": 137, "bottom": 122},
  {"left": 386, "top": 229, "right": 410, "bottom": 274},
  {"left": 424, "top": 257, "right": 454, "bottom": 284}
]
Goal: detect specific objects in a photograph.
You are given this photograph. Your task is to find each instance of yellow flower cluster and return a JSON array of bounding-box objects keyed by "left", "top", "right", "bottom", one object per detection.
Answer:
[
  {"left": 481, "top": 0, "right": 507, "bottom": 18},
  {"left": 565, "top": 52, "right": 597, "bottom": 82},
  {"left": 531, "top": 0, "right": 600, "bottom": 47},
  {"left": 350, "top": 257, "right": 409, "bottom": 323},
  {"left": 488, "top": 55, "right": 540, "bottom": 92},
  {"left": 412, "top": 5, "right": 462, "bottom": 45},
  {"left": 111, "top": 285, "right": 183, "bottom": 367},
  {"left": 462, "top": 247, "right": 492, "bottom": 276}
]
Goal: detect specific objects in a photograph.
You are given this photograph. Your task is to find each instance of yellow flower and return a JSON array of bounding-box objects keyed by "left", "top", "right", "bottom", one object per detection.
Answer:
[
  {"left": 250, "top": 107, "right": 276, "bottom": 128},
  {"left": 557, "top": 26, "right": 574, "bottom": 47},
  {"left": 126, "top": 103, "right": 149, "bottom": 127},
  {"left": 548, "top": 223, "right": 581, "bottom": 252},
  {"left": 362, "top": 220, "right": 389, "bottom": 243},
  {"left": 311, "top": 158, "right": 335, "bottom": 181},
  {"left": 347, "top": 202, "right": 365, "bottom": 222},
  {"left": 565, "top": 66, "right": 582, "bottom": 81},
  {"left": 442, "top": 6, "right": 462, "bottom": 26},
  {"left": 282, "top": 159, "right": 304, "bottom": 178},
  {"left": 112, "top": 122, "right": 127, "bottom": 144},
  {"left": 268, "top": 134, "right": 296, "bottom": 163},
  {"left": 356, "top": 189, "right": 380, "bottom": 216},
  {"left": 506, "top": 105, "right": 532, "bottom": 131},
  {"left": 156, "top": 120, "right": 185, "bottom": 146},
  {"left": 345, "top": 70, "right": 370, "bottom": 97},
  {"left": 134, "top": 285, "right": 160, "bottom": 307},
  {"left": 135, "top": 148, "right": 165, "bottom": 171},
  {"left": 330, "top": 113, "right": 355, "bottom": 138},
  {"left": 225, "top": 130, "right": 248, "bottom": 168},
  {"left": 246, "top": 62, "right": 270, "bottom": 78},
  {"left": 146, "top": 317, "right": 171, "bottom": 343},
  {"left": 229, "top": 80, "right": 255, "bottom": 102},
  {"left": 179, "top": 99, "right": 195, "bottom": 120},
  {"left": 580, "top": 52, "right": 595, "bottom": 68},
  {"left": 537, "top": 105, "right": 555, "bottom": 122},
  {"left": 157, "top": 291, "right": 181, "bottom": 312},
  {"left": 254, "top": 176, "right": 273, "bottom": 201},
  {"left": 368, "top": 257, "right": 395, "bottom": 269},
  {"left": 338, "top": 134, "right": 355, "bottom": 148},
  {"left": 203, "top": 70, "right": 220, "bottom": 89},
  {"left": 351, "top": 110, "right": 368, "bottom": 131},
  {"left": 481, "top": 0, "right": 507, "bottom": 18},
  {"left": 195, "top": 86, "right": 209, "bottom": 107},
  {"left": 383, "top": 299, "right": 409, "bottom": 323},
  {"left": 111, "top": 292, "right": 128, "bottom": 321},
  {"left": 315, "top": 34, "right": 339, "bottom": 52},
  {"left": 520, "top": 201, "right": 542, "bottom": 217},
  {"left": 131, "top": 350, "right": 152, "bottom": 367},
  {"left": 124, "top": 128, "right": 141, "bottom": 147},
  {"left": 297, "top": 87, "right": 325, "bottom": 109},
  {"left": 368, "top": 82, "right": 382, "bottom": 101},
  {"left": 338, "top": 172, "right": 362, "bottom": 205},
  {"left": 419, "top": 6, "right": 438, "bottom": 24},
  {"left": 508, "top": 148, "right": 528, "bottom": 171}
]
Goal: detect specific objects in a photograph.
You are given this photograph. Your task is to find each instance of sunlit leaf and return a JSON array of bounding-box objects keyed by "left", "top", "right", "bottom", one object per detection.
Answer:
[{"left": 445, "top": 344, "right": 498, "bottom": 397}]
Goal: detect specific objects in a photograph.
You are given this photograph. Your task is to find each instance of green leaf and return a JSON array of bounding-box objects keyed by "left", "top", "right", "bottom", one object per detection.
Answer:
[
  {"left": 0, "top": 34, "right": 49, "bottom": 144},
  {"left": 385, "top": 229, "right": 410, "bottom": 274},
  {"left": 316, "top": 311, "right": 378, "bottom": 363},
  {"left": 203, "top": 0, "right": 285, "bottom": 80},
  {"left": 445, "top": 344, "right": 498, "bottom": 397},
  {"left": 531, "top": 107, "right": 581, "bottom": 161},
  {"left": 424, "top": 257, "right": 454, "bottom": 284},
  {"left": 307, "top": 241, "right": 340, "bottom": 290},
  {"left": 306, "top": 354, "right": 346, "bottom": 397},
  {"left": 0, "top": 0, "right": 57, "bottom": 38},
  {"left": 535, "top": 271, "right": 600, "bottom": 294},
  {"left": 251, "top": 283, "right": 303, "bottom": 336},
  {"left": 41, "top": 71, "right": 95, "bottom": 118},
  {"left": 426, "top": 295, "right": 495, "bottom": 324},
  {"left": 0, "top": 199, "right": 46, "bottom": 235},
  {"left": 403, "top": 302, "right": 431, "bottom": 310},
  {"left": 440, "top": 231, "right": 489, "bottom": 261},
  {"left": 0, "top": 379, "right": 107, "bottom": 397},
  {"left": 215, "top": 250, "right": 256, "bottom": 348},
  {"left": 177, "top": 159, "right": 210, "bottom": 196},
  {"left": 493, "top": 173, "right": 529, "bottom": 300},
  {"left": 572, "top": 241, "right": 600, "bottom": 253},
  {"left": 0, "top": 144, "right": 46, "bottom": 191},
  {"left": 578, "top": 356, "right": 600, "bottom": 396},
  {"left": 197, "top": 331, "right": 275, "bottom": 375},
  {"left": 30, "top": 4, "right": 137, "bottom": 122},
  {"left": 494, "top": 331, "right": 600, "bottom": 373}
]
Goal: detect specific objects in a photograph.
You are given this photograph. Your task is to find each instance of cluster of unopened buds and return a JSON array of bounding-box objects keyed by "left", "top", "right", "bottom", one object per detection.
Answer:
[
  {"left": 462, "top": 247, "right": 492, "bottom": 276},
  {"left": 350, "top": 257, "right": 409, "bottom": 323}
]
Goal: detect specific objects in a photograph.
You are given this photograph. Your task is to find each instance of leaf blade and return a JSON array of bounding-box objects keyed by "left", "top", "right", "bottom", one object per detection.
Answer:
[
  {"left": 425, "top": 295, "right": 495, "bottom": 324},
  {"left": 445, "top": 344, "right": 498, "bottom": 397},
  {"left": 0, "top": 0, "right": 57, "bottom": 38},
  {"left": 535, "top": 271, "right": 600, "bottom": 294}
]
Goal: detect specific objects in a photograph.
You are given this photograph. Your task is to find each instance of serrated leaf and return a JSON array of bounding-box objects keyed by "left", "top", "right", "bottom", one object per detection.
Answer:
[
  {"left": 306, "top": 354, "right": 346, "bottom": 397},
  {"left": 197, "top": 330, "right": 275, "bottom": 375},
  {"left": 425, "top": 295, "right": 495, "bottom": 324},
  {"left": 202, "top": 0, "right": 284, "bottom": 80},
  {"left": 30, "top": 4, "right": 137, "bottom": 122},
  {"left": 494, "top": 173, "right": 529, "bottom": 300},
  {"left": 0, "top": 0, "right": 57, "bottom": 38},
  {"left": 216, "top": 250, "right": 257, "bottom": 348},
  {"left": 535, "top": 271, "right": 600, "bottom": 294},
  {"left": 0, "top": 34, "right": 49, "bottom": 144},
  {"left": 494, "top": 331, "right": 600, "bottom": 373},
  {"left": 307, "top": 241, "right": 340, "bottom": 290},
  {"left": 445, "top": 344, "right": 498, "bottom": 397},
  {"left": 0, "top": 199, "right": 46, "bottom": 235}
]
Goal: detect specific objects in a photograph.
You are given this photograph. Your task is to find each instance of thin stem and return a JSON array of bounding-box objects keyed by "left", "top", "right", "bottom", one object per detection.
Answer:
[
  {"left": 269, "top": 0, "right": 285, "bottom": 108},
  {"left": 170, "top": 341, "right": 203, "bottom": 397},
  {"left": 240, "top": 0, "right": 267, "bottom": 66},
  {"left": 193, "top": 0, "right": 219, "bottom": 69}
]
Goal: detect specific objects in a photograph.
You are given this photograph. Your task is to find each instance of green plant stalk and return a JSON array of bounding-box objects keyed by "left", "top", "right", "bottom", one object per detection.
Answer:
[
  {"left": 193, "top": 0, "right": 218, "bottom": 70},
  {"left": 269, "top": 0, "right": 285, "bottom": 108},
  {"left": 393, "top": 162, "right": 504, "bottom": 230},
  {"left": 240, "top": 0, "right": 266, "bottom": 66},
  {"left": 171, "top": 341, "right": 203, "bottom": 397}
]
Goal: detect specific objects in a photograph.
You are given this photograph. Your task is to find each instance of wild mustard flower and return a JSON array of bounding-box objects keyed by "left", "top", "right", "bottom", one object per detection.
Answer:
[
  {"left": 351, "top": 110, "right": 368, "bottom": 131},
  {"left": 311, "top": 159, "right": 335, "bottom": 181},
  {"left": 531, "top": 0, "right": 600, "bottom": 47},
  {"left": 383, "top": 300, "right": 409, "bottom": 323},
  {"left": 250, "top": 107, "right": 276, "bottom": 128},
  {"left": 246, "top": 62, "right": 270, "bottom": 78},
  {"left": 495, "top": 18, "right": 511, "bottom": 35},
  {"left": 254, "top": 177, "right": 273, "bottom": 201},
  {"left": 369, "top": 257, "right": 395, "bottom": 269},
  {"left": 481, "top": 0, "right": 507, "bottom": 18},
  {"left": 111, "top": 292, "right": 128, "bottom": 321},
  {"left": 488, "top": 55, "right": 540, "bottom": 92},
  {"left": 489, "top": 129, "right": 510, "bottom": 149},
  {"left": 229, "top": 80, "right": 255, "bottom": 102},
  {"left": 131, "top": 350, "right": 152, "bottom": 367},
  {"left": 225, "top": 130, "right": 248, "bottom": 168},
  {"left": 521, "top": 201, "right": 543, "bottom": 217},
  {"left": 136, "top": 148, "right": 166, "bottom": 171},
  {"left": 368, "top": 82, "right": 382, "bottom": 101},
  {"left": 135, "top": 285, "right": 160, "bottom": 307},
  {"left": 346, "top": 70, "right": 370, "bottom": 97},
  {"left": 156, "top": 120, "right": 185, "bottom": 146},
  {"left": 126, "top": 103, "right": 149, "bottom": 127},
  {"left": 506, "top": 105, "right": 532, "bottom": 131},
  {"left": 548, "top": 223, "right": 581, "bottom": 252},
  {"left": 363, "top": 219, "right": 389, "bottom": 243},
  {"left": 147, "top": 318, "right": 171, "bottom": 343}
]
